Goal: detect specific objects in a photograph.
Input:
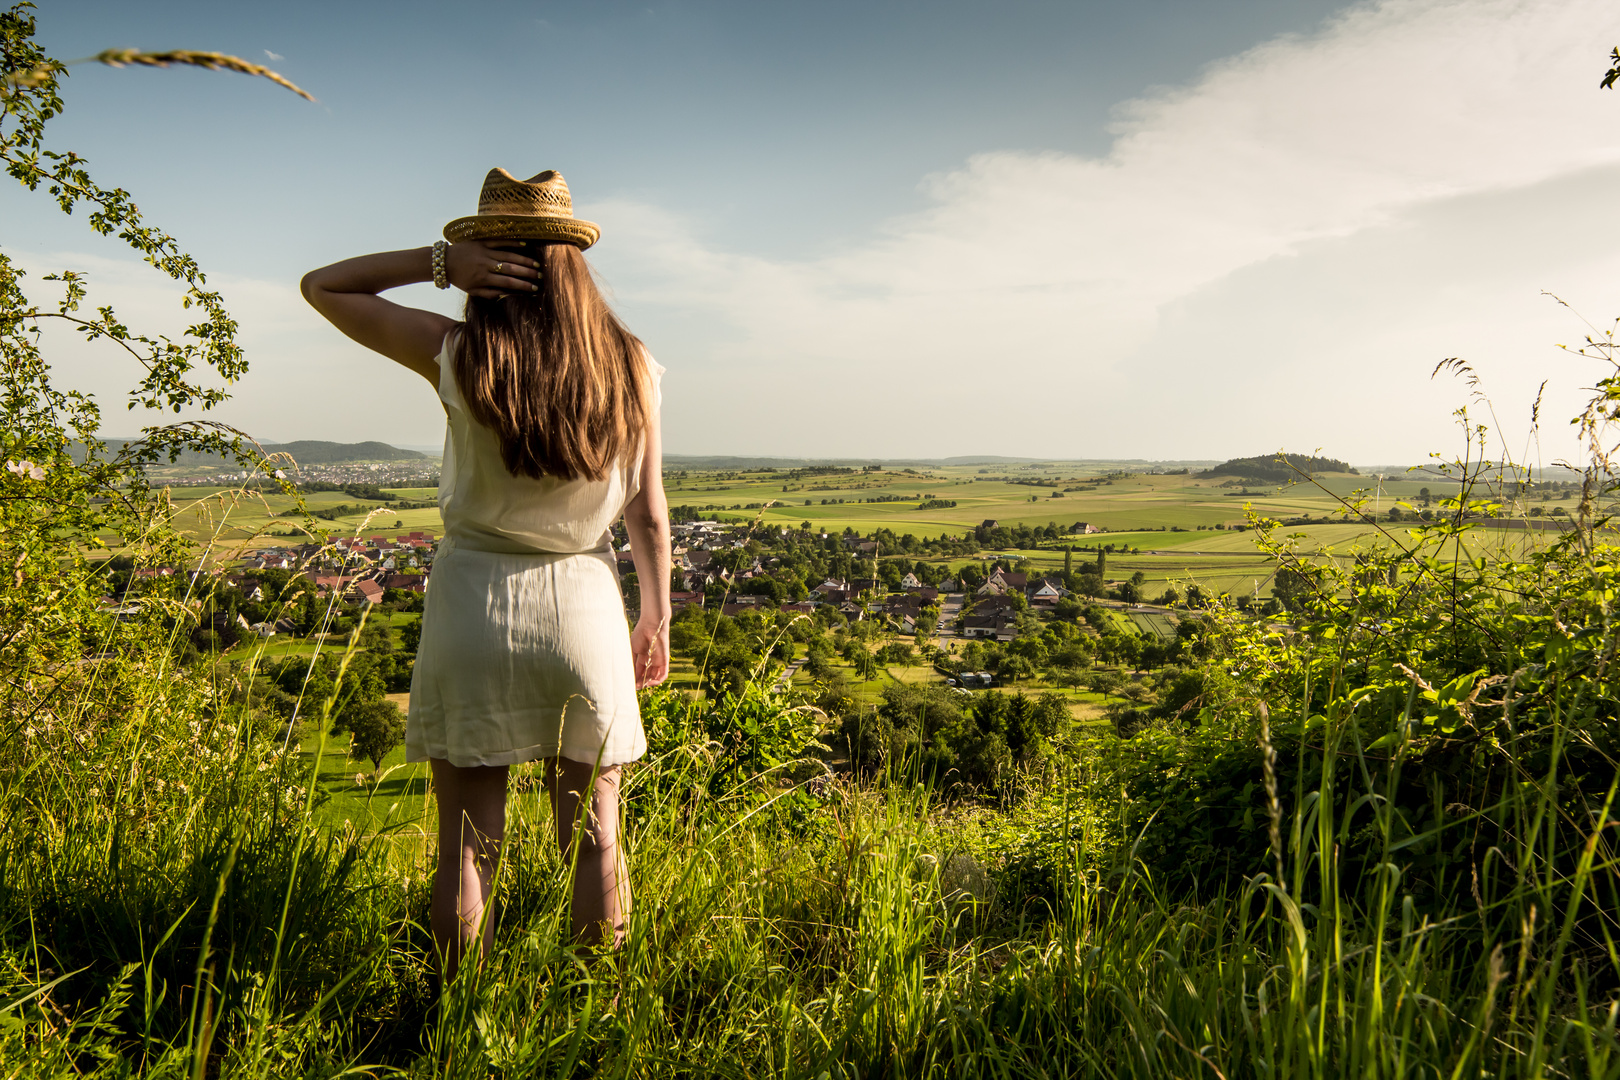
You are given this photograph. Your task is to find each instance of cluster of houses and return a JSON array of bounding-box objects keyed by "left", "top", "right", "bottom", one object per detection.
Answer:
[
  {"left": 169, "top": 460, "right": 438, "bottom": 488},
  {"left": 614, "top": 520, "right": 955, "bottom": 632},
  {"left": 806, "top": 575, "right": 946, "bottom": 632},
  {"left": 247, "top": 532, "right": 437, "bottom": 607},
  {"left": 121, "top": 532, "right": 439, "bottom": 638},
  {"left": 958, "top": 567, "right": 1069, "bottom": 642},
  {"left": 128, "top": 514, "right": 1079, "bottom": 645}
]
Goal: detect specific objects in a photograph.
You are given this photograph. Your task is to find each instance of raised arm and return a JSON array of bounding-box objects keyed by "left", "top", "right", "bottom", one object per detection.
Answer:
[
  {"left": 299, "top": 241, "right": 541, "bottom": 383},
  {"left": 623, "top": 409, "right": 671, "bottom": 689}
]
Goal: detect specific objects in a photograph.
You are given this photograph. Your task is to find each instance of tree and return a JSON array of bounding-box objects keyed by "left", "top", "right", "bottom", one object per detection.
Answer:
[
  {"left": 1007, "top": 634, "right": 1048, "bottom": 669},
  {"left": 877, "top": 641, "right": 913, "bottom": 665},
  {"left": 0, "top": 22, "right": 315, "bottom": 718},
  {"left": 347, "top": 699, "right": 406, "bottom": 772},
  {"left": 1089, "top": 670, "right": 1124, "bottom": 698},
  {"left": 1270, "top": 565, "right": 1315, "bottom": 612},
  {"left": 356, "top": 619, "right": 393, "bottom": 650},
  {"left": 1052, "top": 598, "right": 1084, "bottom": 622},
  {"left": 999, "top": 655, "right": 1035, "bottom": 683}
]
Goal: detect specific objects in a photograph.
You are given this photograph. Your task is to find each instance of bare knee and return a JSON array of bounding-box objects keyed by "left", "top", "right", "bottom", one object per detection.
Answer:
[
  {"left": 431, "top": 759, "right": 509, "bottom": 857},
  {"left": 544, "top": 759, "right": 621, "bottom": 854}
]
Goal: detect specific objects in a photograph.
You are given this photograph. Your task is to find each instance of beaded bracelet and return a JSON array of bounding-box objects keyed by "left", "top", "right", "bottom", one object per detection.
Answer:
[{"left": 431, "top": 240, "right": 449, "bottom": 289}]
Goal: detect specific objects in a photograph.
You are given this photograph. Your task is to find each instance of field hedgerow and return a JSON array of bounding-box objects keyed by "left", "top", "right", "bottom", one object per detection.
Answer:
[{"left": 5, "top": 8, "right": 1620, "bottom": 1077}]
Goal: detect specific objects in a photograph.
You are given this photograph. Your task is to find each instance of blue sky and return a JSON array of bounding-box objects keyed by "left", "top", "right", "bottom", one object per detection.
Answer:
[{"left": 12, "top": 0, "right": 1620, "bottom": 464}]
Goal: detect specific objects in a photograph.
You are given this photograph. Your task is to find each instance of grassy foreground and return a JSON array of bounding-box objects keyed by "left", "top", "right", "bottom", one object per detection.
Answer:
[{"left": 3, "top": 592, "right": 1618, "bottom": 1078}]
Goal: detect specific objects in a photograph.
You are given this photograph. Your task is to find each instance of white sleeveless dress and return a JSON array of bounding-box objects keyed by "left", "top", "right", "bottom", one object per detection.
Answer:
[{"left": 406, "top": 333, "right": 663, "bottom": 768}]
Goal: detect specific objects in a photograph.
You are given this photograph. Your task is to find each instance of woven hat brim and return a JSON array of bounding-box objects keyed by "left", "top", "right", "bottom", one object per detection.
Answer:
[{"left": 443, "top": 214, "right": 599, "bottom": 249}]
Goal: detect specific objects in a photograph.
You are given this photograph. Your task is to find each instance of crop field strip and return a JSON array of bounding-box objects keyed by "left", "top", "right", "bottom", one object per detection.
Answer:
[
  {"left": 164, "top": 464, "right": 1545, "bottom": 539},
  {"left": 158, "top": 463, "right": 1588, "bottom": 605}
]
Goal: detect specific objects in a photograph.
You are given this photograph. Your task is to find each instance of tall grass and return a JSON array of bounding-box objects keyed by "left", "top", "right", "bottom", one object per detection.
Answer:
[{"left": 2, "top": 471, "right": 1617, "bottom": 1077}]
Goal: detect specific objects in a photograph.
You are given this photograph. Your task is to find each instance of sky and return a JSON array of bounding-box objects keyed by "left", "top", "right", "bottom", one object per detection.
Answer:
[{"left": 10, "top": 0, "right": 1620, "bottom": 467}]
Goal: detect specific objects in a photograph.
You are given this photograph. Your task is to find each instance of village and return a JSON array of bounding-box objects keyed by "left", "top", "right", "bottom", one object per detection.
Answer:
[
  {"left": 110, "top": 509, "right": 1145, "bottom": 686},
  {"left": 164, "top": 460, "right": 441, "bottom": 488}
]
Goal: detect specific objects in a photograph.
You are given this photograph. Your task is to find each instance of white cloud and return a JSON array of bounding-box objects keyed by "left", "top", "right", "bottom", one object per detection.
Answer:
[
  {"left": 600, "top": 0, "right": 1620, "bottom": 464},
  {"left": 30, "top": 0, "right": 1620, "bottom": 467},
  {"left": 264, "top": 49, "right": 284, "bottom": 61}
]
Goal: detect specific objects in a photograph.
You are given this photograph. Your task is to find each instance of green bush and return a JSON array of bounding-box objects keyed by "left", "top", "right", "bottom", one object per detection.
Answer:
[{"left": 841, "top": 685, "right": 1067, "bottom": 790}]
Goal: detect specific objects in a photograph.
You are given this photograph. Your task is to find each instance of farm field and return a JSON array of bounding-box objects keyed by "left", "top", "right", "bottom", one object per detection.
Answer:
[
  {"left": 164, "top": 460, "right": 1490, "bottom": 548},
  {"left": 665, "top": 463, "right": 1461, "bottom": 537},
  {"left": 163, "top": 461, "right": 1587, "bottom": 602},
  {"left": 1129, "top": 610, "right": 1178, "bottom": 639}
]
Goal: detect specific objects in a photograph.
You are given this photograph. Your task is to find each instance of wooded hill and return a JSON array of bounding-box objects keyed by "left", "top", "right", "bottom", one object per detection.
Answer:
[
  {"left": 89, "top": 439, "right": 431, "bottom": 467},
  {"left": 1199, "top": 453, "right": 1357, "bottom": 483},
  {"left": 260, "top": 440, "right": 430, "bottom": 463}
]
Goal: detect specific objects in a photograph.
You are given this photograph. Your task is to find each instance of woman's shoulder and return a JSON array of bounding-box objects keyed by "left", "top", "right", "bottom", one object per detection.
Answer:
[
  {"left": 439, "top": 324, "right": 465, "bottom": 363},
  {"left": 637, "top": 343, "right": 665, "bottom": 381}
]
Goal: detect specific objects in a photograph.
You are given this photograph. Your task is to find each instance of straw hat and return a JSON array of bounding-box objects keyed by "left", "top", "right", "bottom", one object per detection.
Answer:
[{"left": 442, "top": 168, "right": 600, "bottom": 249}]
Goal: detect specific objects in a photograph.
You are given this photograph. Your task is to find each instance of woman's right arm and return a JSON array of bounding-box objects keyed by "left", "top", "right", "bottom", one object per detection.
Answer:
[
  {"left": 300, "top": 242, "right": 540, "bottom": 383},
  {"left": 624, "top": 409, "right": 671, "bottom": 689}
]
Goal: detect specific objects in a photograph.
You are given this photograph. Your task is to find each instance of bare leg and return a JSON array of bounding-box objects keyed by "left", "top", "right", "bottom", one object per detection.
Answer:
[
  {"left": 543, "top": 757, "right": 629, "bottom": 946},
  {"left": 430, "top": 759, "right": 508, "bottom": 980}
]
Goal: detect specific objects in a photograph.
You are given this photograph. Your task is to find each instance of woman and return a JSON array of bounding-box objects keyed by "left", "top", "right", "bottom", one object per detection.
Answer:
[{"left": 301, "top": 168, "right": 670, "bottom": 976}]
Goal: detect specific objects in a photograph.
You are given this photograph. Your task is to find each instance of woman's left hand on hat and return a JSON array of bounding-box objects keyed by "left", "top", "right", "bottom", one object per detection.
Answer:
[{"left": 446, "top": 240, "right": 540, "bottom": 299}]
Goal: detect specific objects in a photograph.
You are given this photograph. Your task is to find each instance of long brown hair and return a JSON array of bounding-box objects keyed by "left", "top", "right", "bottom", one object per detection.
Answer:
[{"left": 454, "top": 242, "right": 650, "bottom": 482}]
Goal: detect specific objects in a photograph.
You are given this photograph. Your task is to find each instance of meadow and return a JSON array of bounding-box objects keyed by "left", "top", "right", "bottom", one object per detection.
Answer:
[{"left": 164, "top": 458, "right": 1577, "bottom": 603}]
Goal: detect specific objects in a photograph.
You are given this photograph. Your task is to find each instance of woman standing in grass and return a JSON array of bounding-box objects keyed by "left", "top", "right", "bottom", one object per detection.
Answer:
[{"left": 301, "top": 169, "right": 670, "bottom": 976}]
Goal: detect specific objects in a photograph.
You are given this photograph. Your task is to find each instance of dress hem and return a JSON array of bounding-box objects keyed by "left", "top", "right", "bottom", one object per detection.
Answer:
[{"left": 404, "top": 739, "right": 646, "bottom": 769}]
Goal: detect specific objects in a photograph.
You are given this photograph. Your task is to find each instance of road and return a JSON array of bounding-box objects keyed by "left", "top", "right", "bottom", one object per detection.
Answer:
[{"left": 933, "top": 592, "right": 966, "bottom": 648}]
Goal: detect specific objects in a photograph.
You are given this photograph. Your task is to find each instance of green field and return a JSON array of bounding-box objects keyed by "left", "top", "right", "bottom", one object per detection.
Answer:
[
  {"left": 1128, "top": 610, "right": 1178, "bottom": 639},
  {"left": 163, "top": 463, "right": 1583, "bottom": 605},
  {"left": 666, "top": 465, "right": 1452, "bottom": 537}
]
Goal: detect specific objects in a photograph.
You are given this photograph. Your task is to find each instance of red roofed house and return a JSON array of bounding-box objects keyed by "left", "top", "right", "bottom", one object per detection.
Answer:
[
  {"left": 380, "top": 572, "right": 427, "bottom": 593},
  {"left": 313, "top": 574, "right": 352, "bottom": 596},
  {"left": 349, "top": 579, "right": 385, "bottom": 605}
]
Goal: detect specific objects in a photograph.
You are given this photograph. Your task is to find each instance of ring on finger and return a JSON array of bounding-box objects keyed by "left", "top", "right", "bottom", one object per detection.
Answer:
[{"left": 494, "top": 261, "right": 504, "bottom": 273}]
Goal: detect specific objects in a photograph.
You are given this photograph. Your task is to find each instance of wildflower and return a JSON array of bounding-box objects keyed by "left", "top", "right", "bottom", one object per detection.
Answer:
[{"left": 5, "top": 460, "right": 45, "bottom": 480}]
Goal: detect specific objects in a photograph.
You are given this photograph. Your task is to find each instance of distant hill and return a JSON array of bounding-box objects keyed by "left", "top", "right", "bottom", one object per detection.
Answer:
[
  {"left": 663, "top": 454, "right": 1223, "bottom": 470},
  {"left": 1200, "top": 453, "right": 1357, "bottom": 484},
  {"left": 86, "top": 439, "right": 431, "bottom": 468},
  {"left": 262, "top": 440, "right": 429, "bottom": 464},
  {"left": 663, "top": 455, "right": 941, "bottom": 470}
]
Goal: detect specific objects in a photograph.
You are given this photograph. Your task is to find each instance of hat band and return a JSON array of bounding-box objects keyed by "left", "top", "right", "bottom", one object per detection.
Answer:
[{"left": 478, "top": 192, "right": 574, "bottom": 218}]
